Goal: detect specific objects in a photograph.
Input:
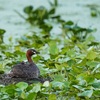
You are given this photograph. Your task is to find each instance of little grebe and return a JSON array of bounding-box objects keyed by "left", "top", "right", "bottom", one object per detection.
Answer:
[{"left": 8, "top": 49, "right": 40, "bottom": 79}]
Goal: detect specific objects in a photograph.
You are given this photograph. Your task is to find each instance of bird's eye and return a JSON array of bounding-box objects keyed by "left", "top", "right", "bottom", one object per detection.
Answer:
[{"left": 32, "top": 51, "right": 36, "bottom": 54}]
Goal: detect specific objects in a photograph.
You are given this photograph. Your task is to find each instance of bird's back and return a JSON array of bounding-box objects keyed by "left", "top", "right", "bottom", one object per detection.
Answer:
[{"left": 9, "top": 62, "right": 40, "bottom": 79}]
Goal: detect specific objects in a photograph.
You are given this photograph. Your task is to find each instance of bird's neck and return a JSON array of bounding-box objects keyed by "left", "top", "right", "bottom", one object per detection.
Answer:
[{"left": 26, "top": 54, "right": 33, "bottom": 63}]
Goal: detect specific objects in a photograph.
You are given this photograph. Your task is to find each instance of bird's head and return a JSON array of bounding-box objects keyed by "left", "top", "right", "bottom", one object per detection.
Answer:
[{"left": 27, "top": 49, "right": 40, "bottom": 56}]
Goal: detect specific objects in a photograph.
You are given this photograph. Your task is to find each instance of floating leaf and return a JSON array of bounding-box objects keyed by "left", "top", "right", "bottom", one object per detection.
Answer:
[
  {"left": 92, "top": 81, "right": 100, "bottom": 88},
  {"left": 54, "top": 74, "right": 64, "bottom": 81},
  {"left": 31, "top": 84, "right": 41, "bottom": 93},
  {"left": 0, "top": 2, "right": 100, "bottom": 99},
  {"left": 78, "top": 90, "right": 93, "bottom": 98},
  {"left": 49, "top": 41, "right": 59, "bottom": 55},
  {"left": 94, "top": 73, "right": 100, "bottom": 79},
  {"left": 16, "top": 82, "right": 28, "bottom": 91},
  {"left": 0, "top": 29, "right": 6, "bottom": 43},
  {"left": 87, "top": 50, "right": 97, "bottom": 60},
  {"left": 21, "top": 91, "right": 27, "bottom": 99},
  {"left": 49, "top": 8, "right": 55, "bottom": 14},
  {"left": 43, "top": 81, "right": 50, "bottom": 87},
  {"left": 0, "top": 70, "right": 4, "bottom": 74},
  {"left": 73, "top": 85, "right": 84, "bottom": 91},
  {"left": 65, "top": 21, "right": 74, "bottom": 25},
  {"left": 55, "top": 63, "right": 63, "bottom": 71},
  {"left": 48, "top": 94, "right": 57, "bottom": 100},
  {"left": 86, "top": 61, "right": 99, "bottom": 68},
  {"left": 92, "top": 64, "right": 100, "bottom": 73},
  {"left": 51, "top": 81, "right": 65, "bottom": 89},
  {"left": 0, "top": 29, "right": 6, "bottom": 35},
  {"left": 27, "top": 93, "right": 37, "bottom": 100},
  {"left": 24, "top": 6, "right": 33, "bottom": 14}
]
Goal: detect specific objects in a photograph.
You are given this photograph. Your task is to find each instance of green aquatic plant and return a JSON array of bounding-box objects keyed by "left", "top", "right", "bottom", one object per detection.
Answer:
[
  {"left": 85, "top": 4, "right": 100, "bottom": 17},
  {"left": 15, "top": 0, "right": 63, "bottom": 33},
  {"left": 0, "top": 29, "right": 6, "bottom": 43},
  {"left": 62, "top": 21, "right": 94, "bottom": 42},
  {"left": 0, "top": 2, "right": 100, "bottom": 99},
  {"left": 0, "top": 26, "right": 100, "bottom": 99}
]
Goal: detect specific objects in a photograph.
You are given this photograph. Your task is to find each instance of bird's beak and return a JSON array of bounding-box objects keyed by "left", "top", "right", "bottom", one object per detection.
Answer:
[{"left": 36, "top": 51, "right": 40, "bottom": 54}]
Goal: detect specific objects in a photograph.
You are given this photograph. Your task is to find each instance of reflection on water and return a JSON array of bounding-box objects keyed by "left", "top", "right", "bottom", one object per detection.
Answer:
[{"left": 0, "top": 0, "right": 100, "bottom": 43}]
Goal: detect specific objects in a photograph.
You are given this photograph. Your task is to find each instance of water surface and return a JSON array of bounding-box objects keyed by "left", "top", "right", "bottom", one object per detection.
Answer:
[{"left": 0, "top": 0, "right": 100, "bottom": 43}]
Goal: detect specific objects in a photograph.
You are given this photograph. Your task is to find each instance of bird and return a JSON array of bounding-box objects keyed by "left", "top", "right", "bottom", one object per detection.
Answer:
[
  {"left": 8, "top": 49, "right": 40, "bottom": 79},
  {"left": 0, "top": 49, "right": 52, "bottom": 85}
]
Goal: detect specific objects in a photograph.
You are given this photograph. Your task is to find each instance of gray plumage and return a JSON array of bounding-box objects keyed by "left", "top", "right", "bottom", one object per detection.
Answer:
[{"left": 9, "top": 62, "right": 40, "bottom": 79}]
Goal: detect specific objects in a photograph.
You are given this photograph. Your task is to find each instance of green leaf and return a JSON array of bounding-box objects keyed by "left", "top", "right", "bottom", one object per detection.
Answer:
[
  {"left": 0, "top": 70, "right": 4, "bottom": 74},
  {"left": 85, "top": 76, "right": 94, "bottom": 84},
  {"left": 49, "top": 41, "right": 59, "bottom": 55},
  {"left": 92, "top": 64, "right": 100, "bottom": 73},
  {"left": 92, "top": 81, "right": 100, "bottom": 88},
  {"left": 86, "top": 61, "right": 99, "bottom": 68},
  {"left": 94, "top": 73, "right": 100, "bottom": 79},
  {"left": 54, "top": 0, "right": 58, "bottom": 7},
  {"left": 51, "top": 81, "right": 64, "bottom": 89},
  {"left": 67, "top": 49, "right": 76, "bottom": 58},
  {"left": 27, "top": 93, "right": 37, "bottom": 100},
  {"left": 43, "top": 81, "right": 50, "bottom": 87},
  {"left": 48, "top": 94, "right": 57, "bottom": 100},
  {"left": 78, "top": 90, "right": 93, "bottom": 98},
  {"left": 31, "top": 84, "right": 41, "bottom": 93},
  {"left": 21, "top": 91, "right": 27, "bottom": 99},
  {"left": 49, "top": 8, "right": 55, "bottom": 14},
  {"left": 0, "top": 29, "right": 6, "bottom": 35},
  {"left": 55, "top": 63, "right": 63, "bottom": 71},
  {"left": 0, "top": 29, "right": 6, "bottom": 43},
  {"left": 73, "top": 85, "right": 84, "bottom": 91},
  {"left": 91, "top": 10, "right": 97, "bottom": 17},
  {"left": 54, "top": 74, "right": 64, "bottom": 81},
  {"left": 65, "top": 21, "right": 74, "bottom": 25},
  {"left": 87, "top": 50, "right": 97, "bottom": 60},
  {"left": 3, "top": 85, "right": 16, "bottom": 96},
  {"left": 24, "top": 6, "right": 33, "bottom": 14},
  {"left": 16, "top": 82, "right": 28, "bottom": 91},
  {"left": 67, "top": 59, "right": 76, "bottom": 67},
  {"left": 94, "top": 90, "right": 100, "bottom": 96}
]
